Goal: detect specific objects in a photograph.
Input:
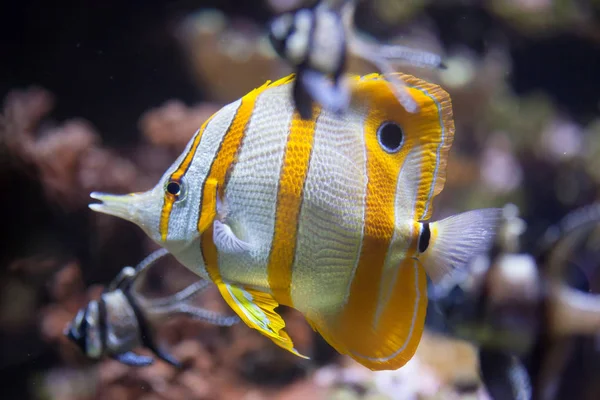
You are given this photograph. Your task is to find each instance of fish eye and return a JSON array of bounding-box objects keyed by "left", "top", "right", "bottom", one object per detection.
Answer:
[
  {"left": 377, "top": 121, "right": 404, "bottom": 153},
  {"left": 165, "top": 179, "right": 187, "bottom": 202},
  {"left": 166, "top": 180, "right": 181, "bottom": 196}
]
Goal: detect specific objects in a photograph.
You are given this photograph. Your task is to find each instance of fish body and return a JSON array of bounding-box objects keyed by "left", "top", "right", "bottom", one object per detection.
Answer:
[{"left": 90, "top": 73, "right": 501, "bottom": 370}]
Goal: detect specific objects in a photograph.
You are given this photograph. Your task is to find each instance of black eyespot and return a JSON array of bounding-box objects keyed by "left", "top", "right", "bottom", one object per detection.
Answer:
[
  {"left": 377, "top": 121, "right": 404, "bottom": 153},
  {"left": 166, "top": 181, "right": 181, "bottom": 196},
  {"left": 418, "top": 223, "right": 431, "bottom": 253}
]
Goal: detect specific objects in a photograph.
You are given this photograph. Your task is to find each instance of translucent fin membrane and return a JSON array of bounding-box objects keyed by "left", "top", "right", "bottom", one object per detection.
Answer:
[
  {"left": 147, "top": 279, "right": 211, "bottom": 307},
  {"left": 151, "top": 302, "right": 241, "bottom": 327},
  {"left": 130, "top": 248, "right": 241, "bottom": 327},
  {"left": 375, "top": 44, "right": 446, "bottom": 70}
]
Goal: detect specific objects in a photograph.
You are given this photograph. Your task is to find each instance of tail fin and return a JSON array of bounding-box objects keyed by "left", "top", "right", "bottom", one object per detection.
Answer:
[{"left": 420, "top": 208, "right": 503, "bottom": 293}]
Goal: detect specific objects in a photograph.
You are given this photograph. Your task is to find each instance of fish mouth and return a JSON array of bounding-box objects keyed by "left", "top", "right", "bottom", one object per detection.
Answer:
[
  {"left": 89, "top": 192, "right": 138, "bottom": 221},
  {"left": 88, "top": 189, "right": 161, "bottom": 238}
]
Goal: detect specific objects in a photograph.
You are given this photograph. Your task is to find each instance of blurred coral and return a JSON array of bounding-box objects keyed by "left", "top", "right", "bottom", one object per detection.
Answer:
[
  {"left": 139, "top": 100, "right": 220, "bottom": 151},
  {"left": 175, "top": 9, "right": 289, "bottom": 103},
  {"left": 0, "top": 87, "right": 140, "bottom": 210}
]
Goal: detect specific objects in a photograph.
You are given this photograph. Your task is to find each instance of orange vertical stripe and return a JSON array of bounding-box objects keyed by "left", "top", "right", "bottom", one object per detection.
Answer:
[
  {"left": 334, "top": 77, "right": 421, "bottom": 362},
  {"left": 339, "top": 114, "right": 397, "bottom": 343},
  {"left": 159, "top": 115, "right": 214, "bottom": 241},
  {"left": 198, "top": 96, "right": 259, "bottom": 283},
  {"left": 330, "top": 76, "right": 432, "bottom": 370},
  {"left": 267, "top": 107, "right": 320, "bottom": 307},
  {"left": 199, "top": 75, "right": 295, "bottom": 282}
]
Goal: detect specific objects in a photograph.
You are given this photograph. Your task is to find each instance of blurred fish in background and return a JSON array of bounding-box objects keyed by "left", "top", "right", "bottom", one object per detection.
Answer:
[
  {"left": 64, "top": 248, "right": 239, "bottom": 368},
  {"left": 0, "top": 0, "right": 600, "bottom": 399},
  {"left": 266, "top": 0, "right": 446, "bottom": 118}
]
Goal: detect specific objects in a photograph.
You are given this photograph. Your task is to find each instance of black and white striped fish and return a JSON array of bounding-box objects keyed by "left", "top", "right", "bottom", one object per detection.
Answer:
[
  {"left": 268, "top": 0, "right": 446, "bottom": 119},
  {"left": 64, "top": 248, "right": 239, "bottom": 367}
]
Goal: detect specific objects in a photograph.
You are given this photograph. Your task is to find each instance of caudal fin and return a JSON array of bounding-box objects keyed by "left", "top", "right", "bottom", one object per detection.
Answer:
[{"left": 420, "top": 208, "right": 503, "bottom": 293}]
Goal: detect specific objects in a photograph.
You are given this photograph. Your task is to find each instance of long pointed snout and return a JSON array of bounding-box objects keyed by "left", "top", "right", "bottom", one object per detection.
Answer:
[
  {"left": 89, "top": 192, "right": 139, "bottom": 221},
  {"left": 89, "top": 189, "right": 162, "bottom": 236}
]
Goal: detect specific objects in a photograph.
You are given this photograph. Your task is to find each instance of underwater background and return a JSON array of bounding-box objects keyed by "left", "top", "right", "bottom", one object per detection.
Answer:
[{"left": 1, "top": 0, "right": 599, "bottom": 399}]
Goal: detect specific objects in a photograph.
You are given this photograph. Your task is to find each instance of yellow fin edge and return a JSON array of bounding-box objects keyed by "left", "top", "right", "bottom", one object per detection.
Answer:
[{"left": 216, "top": 282, "right": 309, "bottom": 359}]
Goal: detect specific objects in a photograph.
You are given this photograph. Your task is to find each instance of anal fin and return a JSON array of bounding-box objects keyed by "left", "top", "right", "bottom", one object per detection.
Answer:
[
  {"left": 307, "top": 257, "right": 428, "bottom": 371},
  {"left": 215, "top": 282, "right": 308, "bottom": 359}
]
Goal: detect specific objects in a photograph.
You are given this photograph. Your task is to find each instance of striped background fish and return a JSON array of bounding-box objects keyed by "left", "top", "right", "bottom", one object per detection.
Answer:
[{"left": 90, "top": 73, "right": 501, "bottom": 371}]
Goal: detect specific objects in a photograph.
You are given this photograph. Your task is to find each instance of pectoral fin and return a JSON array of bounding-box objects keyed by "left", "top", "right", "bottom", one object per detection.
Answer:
[
  {"left": 213, "top": 220, "right": 251, "bottom": 254},
  {"left": 215, "top": 282, "right": 308, "bottom": 358}
]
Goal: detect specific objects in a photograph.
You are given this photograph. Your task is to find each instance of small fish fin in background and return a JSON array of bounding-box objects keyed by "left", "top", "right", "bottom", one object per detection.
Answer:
[
  {"left": 420, "top": 208, "right": 504, "bottom": 293},
  {"left": 267, "top": 0, "right": 446, "bottom": 118}
]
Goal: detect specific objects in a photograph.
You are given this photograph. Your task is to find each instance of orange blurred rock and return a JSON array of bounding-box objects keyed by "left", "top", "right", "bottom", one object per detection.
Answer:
[
  {"left": 49, "top": 261, "right": 85, "bottom": 303},
  {"left": 416, "top": 331, "right": 482, "bottom": 392},
  {"left": 281, "top": 308, "right": 313, "bottom": 356},
  {"left": 275, "top": 378, "right": 326, "bottom": 400},
  {"left": 179, "top": 370, "right": 213, "bottom": 399},
  {"left": 98, "top": 360, "right": 130, "bottom": 385},
  {"left": 176, "top": 9, "right": 288, "bottom": 103},
  {"left": 40, "top": 304, "right": 73, "bottom": 342},
  {"left": 134, "top": 357, "right": 178, "bottom": 387},
  {"left": 78, "top": 146, "right": 140, "bottom": 194},
  {"left": 172, "top": 339, "right": 214, "bottom": 373}
]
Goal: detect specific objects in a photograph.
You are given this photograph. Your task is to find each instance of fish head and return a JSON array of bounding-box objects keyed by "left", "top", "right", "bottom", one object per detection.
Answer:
[
  {"left": 90, "top": 185, "right": 163, "bottom": 241},
  {"left": 89, "top": 129, "right": 208, "bottom": 256},
  {"left": 89, "top": 168, "right": 200, "bottom": 255}
]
